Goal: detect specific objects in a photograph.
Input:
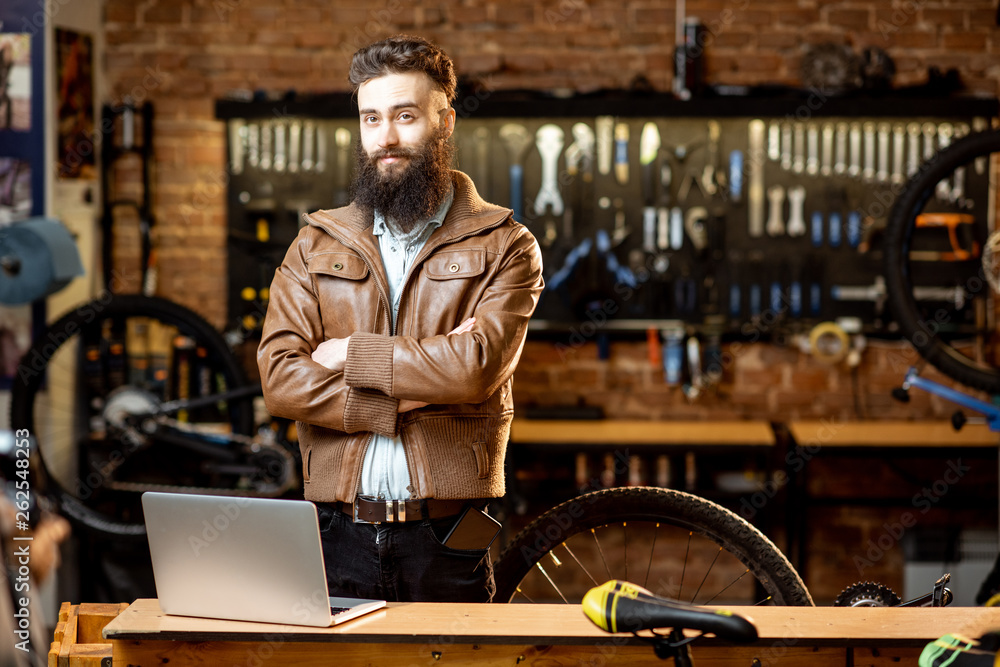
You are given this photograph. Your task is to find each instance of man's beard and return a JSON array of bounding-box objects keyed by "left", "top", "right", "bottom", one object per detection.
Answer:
[{"left": 350, "top": 125, "right": 455, "bottom": 233}]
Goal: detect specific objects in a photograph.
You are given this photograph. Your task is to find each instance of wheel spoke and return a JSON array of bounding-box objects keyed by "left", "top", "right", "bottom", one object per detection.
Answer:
[
  {"left": 561, "top": 543, "right": 599, "bottom": 587},
  {"left": 534, "top": 562, "right": 569, "bottom": 603},
  {"left": 513, "top": 586, "right": 536, "bottom": 603},
  {"left": 691, "top": 547, "right": 723, "bottom": 604},
  {"left": 622, "top": 521, "right": 628, "bottom": 583},
  {"left": 591, "top": 528, "right": 612, "bottom": 581},
  {"left": 702, "top": 568, "right": 751, "bottom": 605},
  {"left": 642, "top": 522, "right": 660, "bottom": 590},
  {"left": 678, "top": 531, "right": 692, "bottom": 601}
]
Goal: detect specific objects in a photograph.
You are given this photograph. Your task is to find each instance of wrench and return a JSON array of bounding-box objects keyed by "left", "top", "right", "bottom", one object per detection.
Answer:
[
  {"left": 301, "top": 120, "right": 315, "bottom": 172},
  {"left": 768, "top": 122, "right": 781, "bottom": 161},
  {"left": 766, "top": 185, "right": 786, "bottom": 236},
  {"left": 834, "top": 122, "right": 848, "bottom": 175},
  {"left": 747, "top": 119, "right": 766, "bottom": 237},
  {"left": 614, "top": 122, "right": 630, "bottom": 185},
  {"left": 273, "top": 120, "right": 286, "bottom": 172},
  {"left": 333, "top": 127, "right": 351, "bottom": 205},
  {"left": 806, "top": 123, "right": 819, "bottom": 175},
  {"left": 259, "top": 120, "right": 273, "bottom": 171},
  {"left": 499, "top": 123, "right": 532, "bottom": 221},
  {"left": 906, "top": 122, "right": 921, "bottom": 176},
  {"left": 288, "top": 120, "right": 301, "bottom": 173},
  {"left": 787, "top": 186, "right": 806, "bottom": 237},
  {"left": 936, "top": 123, "right": 954, "bottom": 201},
  {"left": 792, "top": 123, "right": 805, "bottom": 174},
  {"left": 565, "top": 122, "right": 595, "bottom": 178},
  {"left": 891, "top": 123, "right": 905, "bottom": 185},
  {"left": 701, "top": 120, "right": 721, "bottom": 195},
  {"left": 781, "top": 122, "right": 793, "bottom": 171},
  {"left": 876, "top": 122, "right": 890, "bottom": 182},
  {"left": 862, "top": 121, "right": 876, "bottom": 182},
  {"left": 595, "top": 116, "right": 614, "bottom": 176},
  {"left": 848, "top": 122, "right": 861, "bottom": 178},
  {"left": 229, "top": 119, "right": 246, "bottom": 175},
  {"left": 820, "top": 123, "right": 834, "bottom": 176},
  {"left": 533, "top": 124, "right": 565, "bottom": 216},
  {"left": 315, "top": 123, "right": 328, "bottom": 173}
]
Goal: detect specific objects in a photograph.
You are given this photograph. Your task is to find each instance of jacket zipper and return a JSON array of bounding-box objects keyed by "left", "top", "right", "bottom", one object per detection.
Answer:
[{"left": 308, "top": 222, "right": 392, "bottom": 502}]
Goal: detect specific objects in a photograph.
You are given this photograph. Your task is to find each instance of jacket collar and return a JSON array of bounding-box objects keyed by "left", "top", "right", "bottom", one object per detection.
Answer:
[{"left": 304, "top": 171, "right": 512, "bottom": 244}]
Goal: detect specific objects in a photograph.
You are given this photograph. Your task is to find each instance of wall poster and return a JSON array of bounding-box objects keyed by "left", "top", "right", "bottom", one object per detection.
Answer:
[{"left": 55, "top": 28, "right": 94, "bottom": 178}]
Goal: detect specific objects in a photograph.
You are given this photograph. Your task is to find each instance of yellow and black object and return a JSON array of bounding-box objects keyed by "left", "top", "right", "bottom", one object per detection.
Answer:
[{"left": 582, "top": 579, "right": 758, "bottom": 640}]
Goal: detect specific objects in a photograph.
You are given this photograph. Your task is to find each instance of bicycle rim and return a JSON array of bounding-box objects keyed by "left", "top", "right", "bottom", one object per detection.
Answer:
[
  {"left": 9, "top": 294, "right": 254, "bottom": 537},
  {"left": 493, "top": 486, "right": 813, "bottom": 606},
  {"left": 884, "top": 128, "right": 1000, "bottom": 393}
]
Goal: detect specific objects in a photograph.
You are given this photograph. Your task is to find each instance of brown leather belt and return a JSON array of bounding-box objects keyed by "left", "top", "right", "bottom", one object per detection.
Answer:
[{"left": 337, "top": 497, "right": 468, "bottom": 524}]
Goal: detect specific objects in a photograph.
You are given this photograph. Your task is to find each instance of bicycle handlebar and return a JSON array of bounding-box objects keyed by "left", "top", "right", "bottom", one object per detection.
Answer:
[{"left": 582, "top": 580, "right": 758, "bottom": 643}]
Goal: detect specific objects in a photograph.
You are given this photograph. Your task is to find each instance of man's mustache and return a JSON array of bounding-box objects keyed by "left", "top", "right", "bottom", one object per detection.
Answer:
[{"left": 369, "top": 147, "right": 419, "bottom": 161}]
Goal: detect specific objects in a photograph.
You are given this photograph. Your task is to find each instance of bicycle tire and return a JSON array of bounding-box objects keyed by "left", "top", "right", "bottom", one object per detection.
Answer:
[
  {"left": 493, "top": 486, "right": 813, "bottom": 606},
  {"left": 9, "top": 294, "right": 254, "bottom": 537},
  {"left": 884, "top": 128, "right": 1000, "bottom": 393}
]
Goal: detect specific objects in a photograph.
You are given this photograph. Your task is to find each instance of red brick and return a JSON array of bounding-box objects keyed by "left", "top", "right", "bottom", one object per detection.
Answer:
[
  {"left": 826, "top": 8, "right": 873, "bottom": 30},
  {"left": 942, "top": 32, "right": 988, "bottom": 52},
  {"left": 105, "top": 0, "right": 138, "bottom": 24},
  {"left": 143, "top": 3, "right": 184, "bottom": 24},
  {"left": 450, "top": 6, "right": 489, "bottom": 26},
  {"left": 498, "top": 5, "right": 537, "bottom": 26}
]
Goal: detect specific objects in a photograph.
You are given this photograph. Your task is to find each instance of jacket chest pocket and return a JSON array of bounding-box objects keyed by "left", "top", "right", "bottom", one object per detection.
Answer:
[
  {"left": 423, "top": 249, "right": 486, "bottom": 297},
  {"left": 307, "top": 252, "right": 376, "bottom": 333}
]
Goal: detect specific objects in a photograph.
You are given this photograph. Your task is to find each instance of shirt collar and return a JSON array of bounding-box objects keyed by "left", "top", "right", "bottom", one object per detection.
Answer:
[{"left": 373, "top": 184, "right": 454, "bottom": 240}]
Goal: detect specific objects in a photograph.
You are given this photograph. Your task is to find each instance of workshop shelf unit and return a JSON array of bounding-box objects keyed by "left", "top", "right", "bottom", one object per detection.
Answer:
[{"left": 215, "top": 91, "right": 998, "bottom": 345}]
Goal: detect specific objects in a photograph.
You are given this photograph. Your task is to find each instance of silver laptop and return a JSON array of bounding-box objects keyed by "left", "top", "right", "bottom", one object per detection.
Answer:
[{"left": 141, "top": 492, "right": 386, "bottom": 627}]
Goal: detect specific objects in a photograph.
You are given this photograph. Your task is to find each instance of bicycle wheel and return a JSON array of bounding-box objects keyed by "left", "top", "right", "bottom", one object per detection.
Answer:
[
  {"left": 9, "top": 294, "right": 255, "bottom": 537},
  {"left": 493, "top": 486, "right": 813, "bottom": 606},
  {"left": 884, "top": 128, "right": 1000, "bottom": 392}
]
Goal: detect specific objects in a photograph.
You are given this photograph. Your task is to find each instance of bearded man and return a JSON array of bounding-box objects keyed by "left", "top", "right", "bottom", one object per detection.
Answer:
[{"left": 258, "top": 35, "right": 544, "bottom": 602}]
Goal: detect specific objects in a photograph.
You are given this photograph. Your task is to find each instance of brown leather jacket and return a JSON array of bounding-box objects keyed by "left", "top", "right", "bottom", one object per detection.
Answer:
[{"left": 257, "top": 171, "right": 544, "bottom": 503}]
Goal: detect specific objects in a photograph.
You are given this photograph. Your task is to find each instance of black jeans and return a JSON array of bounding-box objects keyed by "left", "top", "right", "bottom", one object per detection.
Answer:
[{"left": 315, "top": 502, "right": 495, "bottom": 603}]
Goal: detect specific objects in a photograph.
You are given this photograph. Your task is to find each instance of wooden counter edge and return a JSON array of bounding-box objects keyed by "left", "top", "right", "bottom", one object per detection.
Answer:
[{"left": 102, "top": 600, "right": 1000, "bottom": 649}]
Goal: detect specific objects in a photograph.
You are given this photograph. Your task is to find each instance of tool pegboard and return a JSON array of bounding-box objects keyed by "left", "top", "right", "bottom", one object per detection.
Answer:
[{"left": 216, "top": 92, "right": 998, "bottom": 342}]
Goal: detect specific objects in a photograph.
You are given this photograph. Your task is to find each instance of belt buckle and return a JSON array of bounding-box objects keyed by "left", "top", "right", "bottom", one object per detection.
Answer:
[{"left": 353, "top": 495, "right": 381, "bottom": 524}]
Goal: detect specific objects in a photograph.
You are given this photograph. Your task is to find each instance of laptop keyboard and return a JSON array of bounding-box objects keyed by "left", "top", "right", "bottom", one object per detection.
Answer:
[{"left": 330, "top": 606, "right": 350, "bottom": 614}]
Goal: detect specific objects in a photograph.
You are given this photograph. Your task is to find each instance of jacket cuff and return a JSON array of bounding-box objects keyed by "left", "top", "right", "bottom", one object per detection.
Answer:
[
  {"left": 345, "top": 332, "right": 395, "bottom": 395},
  {"left": 343, "top": 387, "right": 399, "bottom": 436}
]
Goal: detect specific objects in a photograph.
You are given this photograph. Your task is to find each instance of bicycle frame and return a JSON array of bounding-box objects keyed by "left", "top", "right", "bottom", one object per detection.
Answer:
[{"left": 902, "top": 367, "right": 1000, "bottom": 432}]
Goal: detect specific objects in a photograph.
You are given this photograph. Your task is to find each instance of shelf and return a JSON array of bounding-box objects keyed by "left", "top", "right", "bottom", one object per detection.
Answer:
[
  {"left": 509, "top": 418, "right": 774, "bottom": 447},
  {"left": 787, "top": 420, "right": 999, "bottom": 448}
]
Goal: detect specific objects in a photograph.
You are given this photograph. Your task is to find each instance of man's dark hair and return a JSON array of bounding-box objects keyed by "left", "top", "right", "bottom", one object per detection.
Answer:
[{"left": 349, "top": 35, "right": 457, "bottom": 105}]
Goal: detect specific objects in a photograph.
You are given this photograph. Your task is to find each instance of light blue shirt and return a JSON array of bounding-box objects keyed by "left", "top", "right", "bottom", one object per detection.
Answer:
[{"left": 359, "top": 187, "right": 454, "bottom": 500}]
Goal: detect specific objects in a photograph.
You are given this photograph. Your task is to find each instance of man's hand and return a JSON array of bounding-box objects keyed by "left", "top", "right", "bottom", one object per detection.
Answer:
[
  {"left": 311, "top": 336, "right": 350, "bottom": 372},
  {"left": 397, "top": 317, "right": 476, "bottom": 413}
]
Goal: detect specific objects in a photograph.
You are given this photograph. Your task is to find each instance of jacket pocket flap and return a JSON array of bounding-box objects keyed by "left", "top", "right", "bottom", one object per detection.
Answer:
[
  {"left": 425, "top": 249, "right": 486, "bottom": 280},
  {"left": 307, "top": 252, "right": 368, "bottom": 280}
]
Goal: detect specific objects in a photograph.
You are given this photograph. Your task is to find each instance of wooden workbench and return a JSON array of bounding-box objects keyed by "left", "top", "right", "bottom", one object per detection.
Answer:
[
  {"left": 509, "top": 418, "right": 775, "bottom": 446},
  {"left": 99, "top": 599, "right": 1000, "bottom": 666}
]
